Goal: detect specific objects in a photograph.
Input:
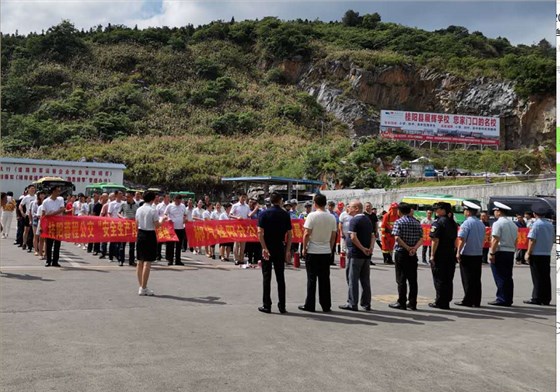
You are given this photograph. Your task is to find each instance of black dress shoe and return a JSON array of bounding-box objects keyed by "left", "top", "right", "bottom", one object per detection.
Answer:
[
  {"left": 129, "top": 262, "right": 137, "bottom": 267},
  {"left": 98, "top": 254, "right": 106, "bottom": 259},
  {"left": 454, "top": 301, "right": 473, "bottom": 307},
  {"left": 298, "top": 305, "right": 315, "bottom": 312},
  {"left": 338, "top": 304, "right": 358, "bottom": 311},
  {"left": 51, "top": 262, "right": 61, "bottom": 267},
  {"left": 388, "top": 302, "right": 406, "bottom": 310},
  {"left": 175, "top": 261, "right": 185, "bottom": 266},
  {"left": 406, "top": 303, "right": 417, "bottom": 311},
  {"left": 523, "top": 300, "right": 542, "bottom": 305},
  {"left": 361, "top": 305, "right": 372, "bottom": 311},
  {"left": 93, "top": 252, "right": 99, "bottom": 256},
  {"left": 119, "top": 261, "right": 124, "bottom": 266},
  {"left": 488, "top": 301, "right": 511, "bottom": 307},
  {"left": 44, "top": 262, "right": 51, "bottom": 267},
  {"left": 258, "top": 306, "right": 271, "bottom": 314},
  {"left": 322, "top": 308, "right": 331, "bottom": 313},
  {"left": 167, "top": 261, "right": 173, "bottom": 266},
  {"left": 428, "top": 302, "right": 439, "bottom": 309},
  {"left": 278, "top": 307, "right": 287, "bottom": 314},
  {"left": 369, "top": 261, "right": 376, "bottom": 266}
]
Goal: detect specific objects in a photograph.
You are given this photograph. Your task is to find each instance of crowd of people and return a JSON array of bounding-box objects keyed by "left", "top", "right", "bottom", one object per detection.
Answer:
[{"left": 0, "top": 187, "right": 554, "bottom": 311}]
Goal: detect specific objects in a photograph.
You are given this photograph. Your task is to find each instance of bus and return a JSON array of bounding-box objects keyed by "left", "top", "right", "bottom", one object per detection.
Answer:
[
  {"left": 169, "top": 191, "right": 195, "bottom": 200},
  {"left": 400, "top": 194, "right": 482, "bottom": 224},
  {"left": 30, "top": 177, "right": 75, "bottom": 197},
  {"left": 84, "top": 182, "right": 127, "bottom": 197}
]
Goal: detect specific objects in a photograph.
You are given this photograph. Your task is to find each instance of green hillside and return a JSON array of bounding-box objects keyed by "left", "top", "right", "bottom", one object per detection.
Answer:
[{"left": 1, "top": 14, "right": 554, "bottom": 192}]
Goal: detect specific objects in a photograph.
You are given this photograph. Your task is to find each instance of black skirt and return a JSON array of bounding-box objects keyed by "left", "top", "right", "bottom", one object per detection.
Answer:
[{"left": 137, "top": 229, "right": 157, "bottom": 262}]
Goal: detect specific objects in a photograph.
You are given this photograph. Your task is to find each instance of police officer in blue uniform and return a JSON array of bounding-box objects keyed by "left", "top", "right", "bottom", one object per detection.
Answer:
[
  {"left": 429, "top": 202, "right": 458, "bottom": 310},
  {"left": 455, "top": 201, "right": 486, "bottom": 307}
]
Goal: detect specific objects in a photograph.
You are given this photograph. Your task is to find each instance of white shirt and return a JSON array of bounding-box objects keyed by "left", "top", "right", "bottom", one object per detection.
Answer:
[
  {"left": 202, "top": 210, "right": 211, "bottom": 220},
  {"left": 304, "top": 210, "right": 337, "bottom": 254},
  {"left": 339, "top": 211, "right": 352, "bottom": 236},
  {"left": 136, "top": 203, "right": 159, "bottom": 231},
  {"left": 210, "top": 210, "right": 221, "bottom": 220},
  {"left": 231, "top": 202, "right": 251, "bottom": 219},
  {"left": 164, "top": 203, "right": 187, "bottom": 230},
  {"left": 21, "top": 194, "right": 36, "bottom": 213},
  {"left": 219, "top": 212, "right": 229, "bottom": 221},
  {"left": 108, "top": 200, "right": 123, "bottom": 218},
  {"left": 73, "top": 200, "right": 89, "bottom": 216},
  {"left": 42, "top": 196, "right": 65, "bottom": 216},
  {"left": 185, "top": 207, "right": 194, "bottom": 222},
  {"left": 192, "top": 207, "right": 204, "bottom": 220},
  {"left": 156, "top": 202, "right": 169, "bottom": 218}
]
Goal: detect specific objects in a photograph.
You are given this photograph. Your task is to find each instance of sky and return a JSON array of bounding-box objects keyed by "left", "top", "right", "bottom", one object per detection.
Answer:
[{"left": 0, "top": 0, "right": 555, "bottom": 45}]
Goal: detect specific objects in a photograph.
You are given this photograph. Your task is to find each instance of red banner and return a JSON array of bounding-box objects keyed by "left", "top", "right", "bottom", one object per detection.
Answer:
[
  {"left": 381, "top": 131, "right": 500, "bottom": 146},
  {"left": 420, "top": 224, "right": 529, "bottom": 249},
  {"left": 186, "top": 219, "right": 304, "bottom": 247},
  {"left": 40, "top": 216, "right": 178, "bottom": 243}
]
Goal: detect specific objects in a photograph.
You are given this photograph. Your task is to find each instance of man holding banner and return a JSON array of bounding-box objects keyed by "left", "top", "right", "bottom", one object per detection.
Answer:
[
  {"left": 41, "top": 186, "right": 65, "bottom": 267},
  {"left": 257, "top": 192, "right": 292, "bottom": 314}
]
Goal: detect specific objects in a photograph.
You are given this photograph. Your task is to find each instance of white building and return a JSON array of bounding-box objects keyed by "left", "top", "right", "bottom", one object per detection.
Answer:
[{"left": 0, "top": 157, "right": 126, "bottom": 195}]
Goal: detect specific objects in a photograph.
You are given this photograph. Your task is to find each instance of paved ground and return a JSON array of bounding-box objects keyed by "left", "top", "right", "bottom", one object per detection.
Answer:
[{"left": 0, "top": 227, "right": 556, "bottom": 392}]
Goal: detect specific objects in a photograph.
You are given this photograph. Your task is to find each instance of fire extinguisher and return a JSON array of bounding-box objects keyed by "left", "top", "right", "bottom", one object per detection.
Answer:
[
  {"left": 293, "top": 252, "right": 300, "bottom": 269},
  {"left": 339, "top": 251, "right": 346, "bottom": 269}
]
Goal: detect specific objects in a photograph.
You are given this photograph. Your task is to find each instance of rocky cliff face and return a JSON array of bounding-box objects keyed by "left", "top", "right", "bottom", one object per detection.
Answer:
[{"left": 283, "top": 59, "right": 555, "bottom": 149}]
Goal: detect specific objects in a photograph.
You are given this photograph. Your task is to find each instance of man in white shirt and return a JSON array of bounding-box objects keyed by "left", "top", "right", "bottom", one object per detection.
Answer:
[
  {"left": 230, "top": 193, "right": 251, "bottom": 265},
  {"left": 20, "top": 185, "right": 36, "bottom": 251},
  {"left": 183, "top": 198, "right": 194, "bottom": 252},
  {"left": 338, "top": 204, "right": 352, "bottom": 254},
  {"left": 219, "top": 203, "right": 233, "bottom": 261},
  {"left": 163, "top": 194, "right": 187, "bottom": 266},
  {"left": 41, "top": 186, "right": 65, "bottom": 267},
  {"left": 107, "top": 191, "right": 125, "bottom": 263},
  {"left": 299, "top": 194, "right": 337, "bottom": 313}
]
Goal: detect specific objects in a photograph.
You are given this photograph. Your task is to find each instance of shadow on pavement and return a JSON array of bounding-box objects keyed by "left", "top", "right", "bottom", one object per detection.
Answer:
[
  {"left": 0, "top": 272, "right": 55, "bottom": 281},
  {"left": 286, "top": 311, "right": 378, "bottom": 326},
  {"left": 329, "top": 310, "right": 426, "bottom": 325},
  {"left": 429, "top": 305, "right": 555, "bottom": 321},
  {"left": 154, "top": 295, "right": 227, "bottom": 305},
  {"left": 369, "top": 309, "right": 455, "bottom": 323},
  {"left": 61, "top": 267, "right": 109, "bottom": 273}
]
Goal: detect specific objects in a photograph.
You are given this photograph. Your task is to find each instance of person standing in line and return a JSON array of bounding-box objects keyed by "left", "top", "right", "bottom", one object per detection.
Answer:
[
  {"left": 455, "top": 201, "right": 486, "bottom": 308},
  {"left": 299, "top": 194, "right": 337, "bottom": 313},
  {"left": 326, "top": 200, "right": 339, "bottom": 266},
  {"left": 480, "top": 210, "right": 491, "bottom": 264},
  {"left": 118, "top": 191, "right": 139, "bottom": 267},
  {"left": 163, "top": 194, "right": 187, "bottom": 266},
  {"left": 363, "top": 202, "right": 378, "bottom": 266},
  {"left": 338, "top": 204, "right": 352, "bottom": 257},
  {"left": 184, "top": 198, "right": 194, "bottom": 252},
  {"left": 388, "top": 203, "right": 424, "bottom": 311},
  {"left": 108, "top": 190, "right": 125, "bottom": 264},
  {"left": 380, "top": 203, "right": 399, "bottom": 265},
  {"left": 86, "top": 192, "right": 100, "bottom": 254},
  {"left": 191, "top": 199, "right": 205, "bottom": 255},
  {"left": 135, "top": 191, "right": 164, "bottom": 296},
  {"left": 1, "top": 192, "right": 16, "bottom": 239},
  {"left": 41, "top": 186, "right": 65, "bottom": 267},
  {"left": 30, "top": 191, "right": 46, "bottom": 257},
  {"left": 488, "top": 202, "right": 518, "bottom": 307},
  {"left": 420, "top": 209, "right": 434, "bottom": 265},
  {"left": 523, "top": 204, "right": 554, "bottom": 305},
  {"left": 429, "top": 202, "right": 458, "bottom": 310},
  {"left": 219, "top": 203, "right": 233, "bottom": 261},
  {"left": 20, "top": 185, "right": 36, "bottom": 251},
  {"left": 514, "top": 213, "right": 528, "bottom": 265},
  {"left": 155, "top": 194, "right": 170, "bottom": 261},
  {"left": 339, "top": 200, "right": 375, "bottom": 312},
  {"left": 247, "top": 198, "right": 263, "bottom": 265},
  {"left": 257, "top": 192, "right": 292, "bottom": 314},
  {"left": 230, "top": 193, "right": 251, "bottom": 265}
]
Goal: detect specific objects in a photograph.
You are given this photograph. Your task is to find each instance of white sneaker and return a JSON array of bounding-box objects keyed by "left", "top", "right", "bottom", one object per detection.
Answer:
[
  {"left": 138, "top": 287, "right": 147, "bottom": 296},
  {"left": 145, "top": 288, "right": 154, "bottom": 296}
]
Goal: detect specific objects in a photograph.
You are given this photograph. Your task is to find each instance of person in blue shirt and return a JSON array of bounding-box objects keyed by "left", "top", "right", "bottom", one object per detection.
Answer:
[
  {"left": 455, "top": 201, "right": 486, "bottom": 307},
  {"left": 524, "top": 203, "right": 555, "bottom": 305}
]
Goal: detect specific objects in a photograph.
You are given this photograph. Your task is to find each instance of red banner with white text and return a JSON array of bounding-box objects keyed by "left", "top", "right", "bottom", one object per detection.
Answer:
[
  {"left": 40, "top": 216, "right": 178, "bottom": 243},
  {"left": 186, "top": 219, "right": 304, "bottom": 247}
]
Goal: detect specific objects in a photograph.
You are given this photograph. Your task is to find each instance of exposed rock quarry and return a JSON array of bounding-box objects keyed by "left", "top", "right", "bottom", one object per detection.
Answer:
[{"left": 284, "top": 59, "right": 554, "bottom": 149}]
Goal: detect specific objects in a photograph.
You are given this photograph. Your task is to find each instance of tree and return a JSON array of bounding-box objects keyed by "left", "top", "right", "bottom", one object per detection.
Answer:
[
  {"left": 27, "top": 20, "right": 88, "bottom": 62},
  {"left": 361, "top": 13, "right": 381, "bottom": 29},
  {"left": 342, "top": 10, "right": 362, "bottom": 27}
]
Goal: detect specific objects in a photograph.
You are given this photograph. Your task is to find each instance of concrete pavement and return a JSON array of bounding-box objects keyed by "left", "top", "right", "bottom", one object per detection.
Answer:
[{"left": 0, "top": 228, "right": 556, "bottom": 392}]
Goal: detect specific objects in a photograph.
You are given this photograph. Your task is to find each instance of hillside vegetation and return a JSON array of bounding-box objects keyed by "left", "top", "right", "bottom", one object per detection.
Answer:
[{"left": 1, "top": 13, "right": 555, "bottom": 192}]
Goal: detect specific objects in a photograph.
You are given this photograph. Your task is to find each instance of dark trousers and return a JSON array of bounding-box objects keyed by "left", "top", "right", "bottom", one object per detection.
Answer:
[
  {"left": 26, "top": 229, "right": 34, "bottom": 249},
  {"left": 329, "top": 243, "right": 336, "bottom": 265},
  {"left": 262, "top": 251, "right": 286, "bottom": 309},
  {"left": 109, "top": 242, "right": 125, "bottom": 262},
  {"left": 459, "top": 255, "right": 482, "bottom": 306},
  {"left": 394, "top": 250, "right": 418, "bottom": 306},
  {"left": 529, "top": 255, "right": 551, "bottom": 305},
  {"left": 15, "top": 217, "right": 23, "bottom": 245},
  {"left": 304, "top": 253, "right": 331, "bottom": 311},
  {"left": 489, "top": 251, "right": 514, "bottom": 305},
  {"left": 46, "top": 238, "right": 61, "bottom": 264},
  {"left": 431, "top": 253, "right": 456, "bottom": 307},
  {"left": 100, "top": 242, "right": 107, "bottom": 256},
  {"left": 157, "top": 242, "right": 164, "bottom": 259},
  {"left": 247, "top": 242, "right": 262, "bottom": 264},
  {"left": 126, "top": 242, "right": 136, "bottom": 263},
  {"left": 166, "top": 229, "right": 185, "bottom": 264},
  {"left": 422, "top": 245, "right": 431, "bottom": 263},
  {"left": 482, "top": 247, "right": 489, "bottom": 263},
  {"left": 87, "top": 242, "right": 101, "bottom": 253},
  {"left": 515, "top": 249, "right": 526, "bottom": 262}
]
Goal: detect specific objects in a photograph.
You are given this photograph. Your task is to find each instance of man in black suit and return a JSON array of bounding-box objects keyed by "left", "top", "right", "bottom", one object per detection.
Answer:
[{"left": 257, "top": 192, "right": 293, "bottom": 314}]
